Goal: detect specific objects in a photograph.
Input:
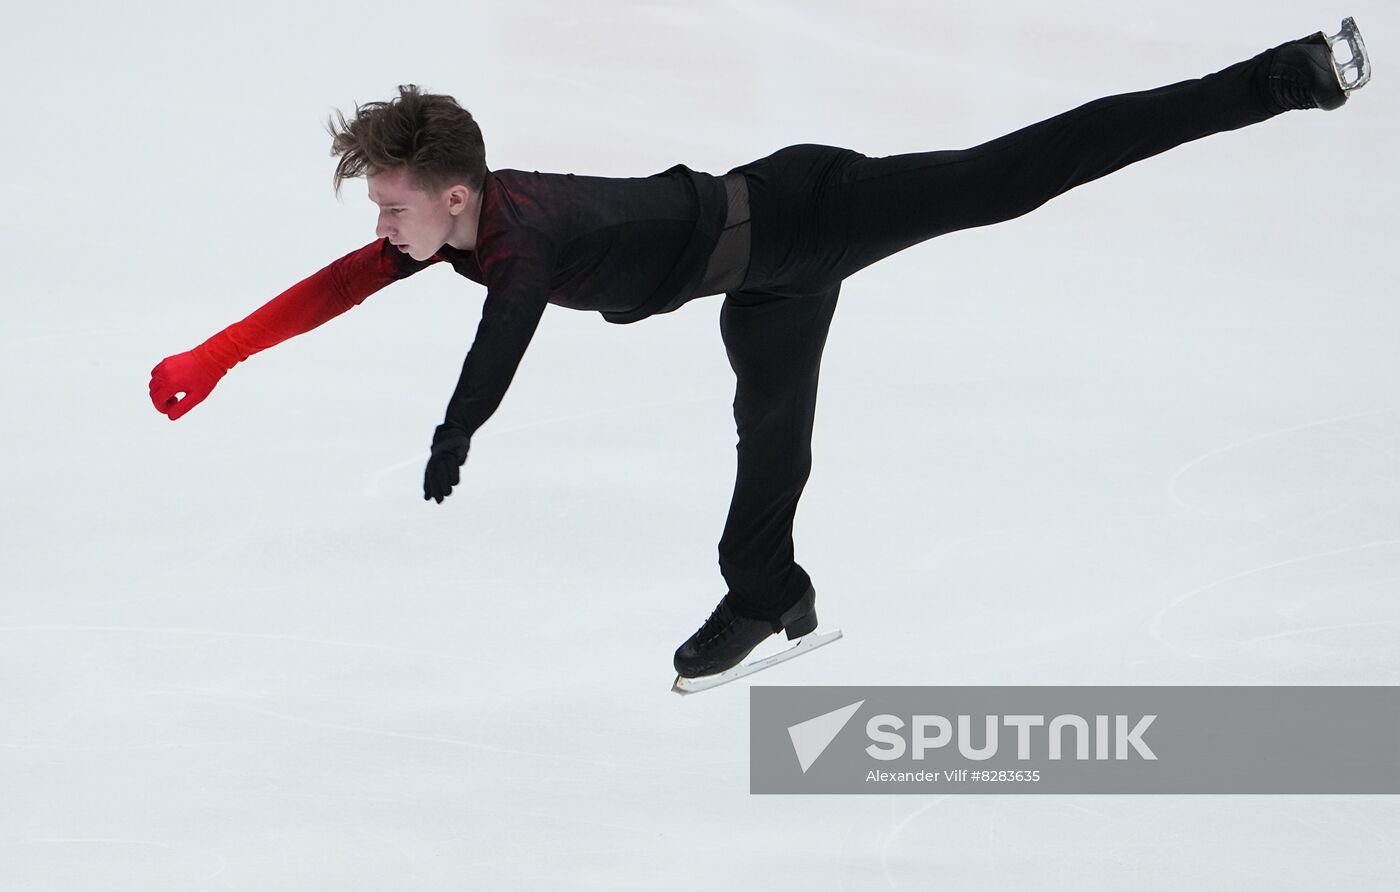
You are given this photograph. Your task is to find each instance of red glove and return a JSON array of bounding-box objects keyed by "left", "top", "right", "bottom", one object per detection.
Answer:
[
  {"left": 146, "top": 238, "right": 427, "bottom": 422},
  {"left": 149, "top": 348, "right": 227, "bottom": 420}
]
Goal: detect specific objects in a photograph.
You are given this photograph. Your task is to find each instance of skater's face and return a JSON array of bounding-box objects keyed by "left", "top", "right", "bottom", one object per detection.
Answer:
[{"left": 367, "top": 166, "right": 477, "bottom": 261}]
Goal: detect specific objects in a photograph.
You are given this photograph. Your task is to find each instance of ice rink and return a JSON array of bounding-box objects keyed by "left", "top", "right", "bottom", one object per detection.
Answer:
[{"left": 2, "top": 0, "right": 1398, "bottom": 888}]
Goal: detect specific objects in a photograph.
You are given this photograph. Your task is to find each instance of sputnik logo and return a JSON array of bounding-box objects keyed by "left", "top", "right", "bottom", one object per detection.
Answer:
[{"left": 787, "top": 699, "right": 865, "bottom": 773}]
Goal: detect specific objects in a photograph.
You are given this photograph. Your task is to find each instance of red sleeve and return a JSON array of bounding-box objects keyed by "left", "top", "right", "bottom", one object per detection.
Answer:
[{"left": 192, "top": 238, "right": 440, "bottom": 372}]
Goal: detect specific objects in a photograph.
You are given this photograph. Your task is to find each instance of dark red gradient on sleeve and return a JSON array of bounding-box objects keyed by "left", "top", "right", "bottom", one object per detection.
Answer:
[{"left": 192, "top": 238, "right": 438, "bottom": 371}]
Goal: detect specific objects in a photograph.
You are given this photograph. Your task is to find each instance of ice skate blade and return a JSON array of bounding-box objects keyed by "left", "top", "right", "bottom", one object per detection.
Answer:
[
  {"left": 1326, "top": 16, "right": 1371, "bottom": 92},
  {"left": 671, "top": 629, "right": 843, "bottom": 695}
]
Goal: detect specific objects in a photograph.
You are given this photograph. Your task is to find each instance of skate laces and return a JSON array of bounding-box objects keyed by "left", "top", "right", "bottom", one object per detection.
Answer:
[
  {"left": 1269, "top": 66, "right": 1317, "bottom": 111},
  {"left": 694, "top": 600, "right": 738, "bottom": 644}
]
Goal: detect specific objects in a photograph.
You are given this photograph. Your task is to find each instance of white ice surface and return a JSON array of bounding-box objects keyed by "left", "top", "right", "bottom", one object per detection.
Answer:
[{"left": 2, "top": 1, "right": 1399, "bottom": 889}]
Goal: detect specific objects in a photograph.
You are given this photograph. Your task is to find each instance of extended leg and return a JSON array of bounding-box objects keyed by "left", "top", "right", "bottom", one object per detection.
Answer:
[{"left": 827, "top": 45, "right": 1290, "bottom": 281}]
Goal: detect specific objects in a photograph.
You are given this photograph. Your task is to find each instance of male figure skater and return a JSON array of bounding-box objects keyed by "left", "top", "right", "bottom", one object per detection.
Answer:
[{"left": 149, "top": 21, "right": 1371, "bottom": 688}]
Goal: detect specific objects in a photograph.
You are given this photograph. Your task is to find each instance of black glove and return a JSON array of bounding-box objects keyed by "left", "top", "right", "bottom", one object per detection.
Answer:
[{"left": 423, "top": 423, "right": 471, "bottom": 503}]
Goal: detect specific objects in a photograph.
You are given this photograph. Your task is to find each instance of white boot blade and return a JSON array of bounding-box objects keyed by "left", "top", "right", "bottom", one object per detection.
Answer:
[
  {"left": 671, "top": 629, "right": 844, "bottom": 695},
  {"left": 1326, "top": 16, "right": 1372, "bottom": 92}
]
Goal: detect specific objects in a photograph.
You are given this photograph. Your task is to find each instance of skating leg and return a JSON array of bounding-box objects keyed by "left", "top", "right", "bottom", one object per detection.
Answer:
[{"left": 715, "top": 283, "right": 841, "bottom": 620}]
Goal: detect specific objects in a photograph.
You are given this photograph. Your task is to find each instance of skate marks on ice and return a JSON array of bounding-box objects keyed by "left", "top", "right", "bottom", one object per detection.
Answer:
[
  {"left": 1144, "top": 542, "right": 1400, "bottom": 662},
  {"left": 0, "top": 624, "right": 672, "bottom": 772},
  {"left": 361, "top": 393, "right": 727, "bottom": 498},
  {"left": 1164, "top": 407, "right": 1400, "bottom": 513},
  {"left": 1149, "top": 407, "right": 1400, "bottom": 670},
  {"left": 0, "top": 621, "right": 744, "bottom": 887},
  {"left": 0, "top": 838, "right": 234, "bottom": 892},
  {"left": 835, "top": 794, "right": 1400, "bottom": 891},
  {"left": 0, "top": 622, "right": 741, "bottom": 790},
  {"left": 875, "top": 796, "right": 951, "bottom": 892}
]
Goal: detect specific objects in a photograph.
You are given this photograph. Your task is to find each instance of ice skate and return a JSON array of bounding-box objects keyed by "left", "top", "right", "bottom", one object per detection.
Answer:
[
  {"left": 1268, "top": 17, "right": 1372, "bottom": 112},
  {"left": 671, "top": 584, "right": 843, "bottom": 695}
]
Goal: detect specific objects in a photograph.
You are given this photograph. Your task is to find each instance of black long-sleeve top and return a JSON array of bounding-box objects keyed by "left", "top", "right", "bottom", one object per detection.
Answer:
[
  {"left": 402, "top": 164, "right": 730, "bottom": 438},
  {"left": 194, "top": 162, "right": 741, "bottom": 444}
]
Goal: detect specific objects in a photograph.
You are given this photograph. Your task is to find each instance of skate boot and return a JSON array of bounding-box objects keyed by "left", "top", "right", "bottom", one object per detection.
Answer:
[
  {"left": 673, "top": 584, "right": 819, "bottom": 679},
  {"left": 1267, "top": 17, "right": 1372, "bottom": 112}
]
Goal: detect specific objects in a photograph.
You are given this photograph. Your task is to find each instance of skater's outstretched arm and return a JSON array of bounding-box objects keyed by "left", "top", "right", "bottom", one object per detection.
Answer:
[
  {"left": 148, "top": 238, "right": 438, "bottom": 420},
  {"left": 424, "top": 229, "right": 555, "bottom": 504}
]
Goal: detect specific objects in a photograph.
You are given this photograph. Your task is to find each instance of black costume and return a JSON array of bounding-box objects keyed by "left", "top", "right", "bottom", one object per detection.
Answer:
[{"left": 394, "top": 46, "right": 1291, "bottom": 620}]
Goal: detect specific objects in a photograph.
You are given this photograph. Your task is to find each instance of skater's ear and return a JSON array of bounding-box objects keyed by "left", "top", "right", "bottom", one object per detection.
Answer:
[{"left": 444, "top": 182, "right": 478, "bottom": 217}]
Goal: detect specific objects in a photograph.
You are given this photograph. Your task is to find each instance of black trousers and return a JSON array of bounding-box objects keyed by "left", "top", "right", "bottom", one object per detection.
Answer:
[{"left": 712, "top": 46, "right": 1286, "bottom": 620}]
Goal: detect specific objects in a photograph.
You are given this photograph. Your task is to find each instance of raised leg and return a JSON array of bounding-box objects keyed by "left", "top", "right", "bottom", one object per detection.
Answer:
[{"left": 827, "top": 47, "right": 1286, "bottom": 281}]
